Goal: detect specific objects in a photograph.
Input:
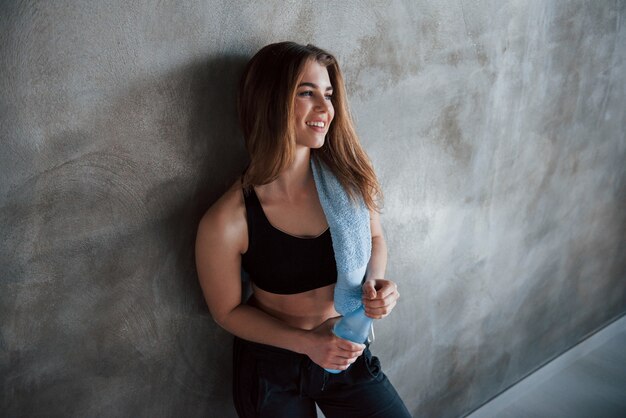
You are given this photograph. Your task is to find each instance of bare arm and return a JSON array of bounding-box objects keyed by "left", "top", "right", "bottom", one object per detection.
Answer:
[
  {"left": 195, "top": 186, "right": 364, "bottom": 370},
  {"left": 365, "top": 208, "right": 388, "bottom": 281},
  {"left": 362, "top": 209, "right": 400, "bottom": 319},
  {"left": 195, "top": 207, "right": 307, "bottom": 351}
]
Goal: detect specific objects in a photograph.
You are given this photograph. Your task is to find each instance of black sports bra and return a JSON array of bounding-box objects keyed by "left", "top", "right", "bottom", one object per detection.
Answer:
[{"left": 241, "top": 187, "right": 337, "bottom": 295}]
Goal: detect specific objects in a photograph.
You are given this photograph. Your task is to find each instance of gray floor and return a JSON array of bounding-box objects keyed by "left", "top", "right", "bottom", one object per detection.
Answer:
[{"left": 467, "top": 315, "right": 626, "bottom": 418}]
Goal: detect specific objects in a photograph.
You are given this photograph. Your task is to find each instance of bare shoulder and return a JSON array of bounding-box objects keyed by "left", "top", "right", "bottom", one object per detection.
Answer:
[{"left": 196, "top": 179, "right": 248, "bottom": 254}]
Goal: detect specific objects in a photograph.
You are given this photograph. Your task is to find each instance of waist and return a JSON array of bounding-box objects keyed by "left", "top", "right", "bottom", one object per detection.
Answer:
[{"left": 247, "top": 285, "right": 339, "bottom": 331}]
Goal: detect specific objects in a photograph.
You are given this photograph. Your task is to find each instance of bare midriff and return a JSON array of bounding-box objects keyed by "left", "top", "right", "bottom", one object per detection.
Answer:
[{"left": 249, "top": 283, "right": 339, "bottom": 330}]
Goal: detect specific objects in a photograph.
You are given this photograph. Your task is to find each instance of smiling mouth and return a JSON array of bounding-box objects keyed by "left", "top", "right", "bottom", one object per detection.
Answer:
[{"left": 306, "top": 121, "right": 326, "bottom": 128}]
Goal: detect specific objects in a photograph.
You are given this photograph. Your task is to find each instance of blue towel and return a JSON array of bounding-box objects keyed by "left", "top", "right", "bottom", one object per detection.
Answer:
[{"left": 311, "top": 156, "right": 371, "bottom": 315}]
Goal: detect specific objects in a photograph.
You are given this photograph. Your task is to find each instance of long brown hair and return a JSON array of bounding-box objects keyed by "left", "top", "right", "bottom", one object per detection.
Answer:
[{"left": 238, "top": 41, "right": 382, "bottom": 210}]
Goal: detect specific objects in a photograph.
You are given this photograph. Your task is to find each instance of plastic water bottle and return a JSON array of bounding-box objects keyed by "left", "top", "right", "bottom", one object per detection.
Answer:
[{"left": 325, "top": 306, "right": 373, "bottom": 374}]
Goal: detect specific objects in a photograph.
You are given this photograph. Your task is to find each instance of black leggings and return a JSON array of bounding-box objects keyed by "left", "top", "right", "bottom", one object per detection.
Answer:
[{"left": 233, "top": 336, "right": 412, "bottom": 418}]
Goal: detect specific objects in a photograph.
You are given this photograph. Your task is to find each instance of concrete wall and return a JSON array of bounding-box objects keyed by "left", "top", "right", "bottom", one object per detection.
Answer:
[{"left": 1, "top": 1, "right": 624, "bottom": 417}]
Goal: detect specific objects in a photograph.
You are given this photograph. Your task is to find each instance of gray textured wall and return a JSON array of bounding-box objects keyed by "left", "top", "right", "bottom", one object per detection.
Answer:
[{"left": 1, "top": 1, "right": 624, "bottom": 417}]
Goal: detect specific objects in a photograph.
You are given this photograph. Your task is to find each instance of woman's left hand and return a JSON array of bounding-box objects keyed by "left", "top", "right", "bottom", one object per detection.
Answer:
[{"left": 362, "top": 279, "right": 400, "bottom": 319}]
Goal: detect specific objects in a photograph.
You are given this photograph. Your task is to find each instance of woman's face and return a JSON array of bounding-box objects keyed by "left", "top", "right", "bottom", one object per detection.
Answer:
[{"left": 293, "top": 60, "right": 335, "bottom": 149}]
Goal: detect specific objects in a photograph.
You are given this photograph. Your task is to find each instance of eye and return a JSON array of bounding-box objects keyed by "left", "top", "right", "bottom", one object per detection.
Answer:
[
  {"left": 325, "top": 93, "right": 333, "bottom": 101},
  {"left": 297, "top": 91, "right": 313, "bottom": 97}
]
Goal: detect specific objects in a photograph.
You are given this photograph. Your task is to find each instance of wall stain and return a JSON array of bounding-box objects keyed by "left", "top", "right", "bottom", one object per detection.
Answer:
[{"left": 430, "top": 103, "right": 473, "bottom": 166}]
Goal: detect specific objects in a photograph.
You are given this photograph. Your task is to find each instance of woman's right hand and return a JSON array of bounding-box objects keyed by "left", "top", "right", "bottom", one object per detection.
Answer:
[{"left": 303, "top": 317, "right": 365, "bottom": 370}]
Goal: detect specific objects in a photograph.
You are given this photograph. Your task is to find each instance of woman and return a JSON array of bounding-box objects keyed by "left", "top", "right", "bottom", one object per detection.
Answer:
[{"left": 195, "top": 42, "right": 411, "bottom": 418}]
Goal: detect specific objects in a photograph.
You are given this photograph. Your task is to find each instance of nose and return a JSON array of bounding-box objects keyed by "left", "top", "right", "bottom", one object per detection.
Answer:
[{"left": 314, "top": 97, "right": 331, "bottom": 112}]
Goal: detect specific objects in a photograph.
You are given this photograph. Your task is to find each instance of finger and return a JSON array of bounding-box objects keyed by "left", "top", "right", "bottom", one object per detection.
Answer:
[
  {"left": 375, "top": 281, "right": 398, "bottom": 299},
  {"left": 363, "top": 291, "right": 397, "bottom": 309},
  {"left": 328, "top": 351, "right": 357, "bottom": 362},
  {"left": 336, "top": 338, "right": 365, "bottom": 352},
  {"left": 362, "top": 279, "right": 377, "bottom": 299},
  {"left": 327, "top": 359, "right": 353, "bottom": 370},
  {"left": 363, "top": 297, "right": 386, "bottom": 309},
  {"left": 332, "top": 350, "right": 363, "bottom": 362},
  {"left": 333, "top": 351, "right": 362, "bottom": 362},
  {"left": 364, "top": 306, "right": 385, "bottom": 319},
  {"left": 364, "top": 299, "right": 397, "bottom": 319},
  {"left": 334, "top": 343, "right": 365, "bottom": 359},
  {"left": 364, "top": 310, "right": 385, "bottom": 320}
]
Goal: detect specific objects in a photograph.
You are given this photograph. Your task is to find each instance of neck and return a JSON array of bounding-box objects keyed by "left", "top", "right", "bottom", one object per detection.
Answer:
[{"left": 269, "top": 146, "right": 314, "bottom": 198}]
